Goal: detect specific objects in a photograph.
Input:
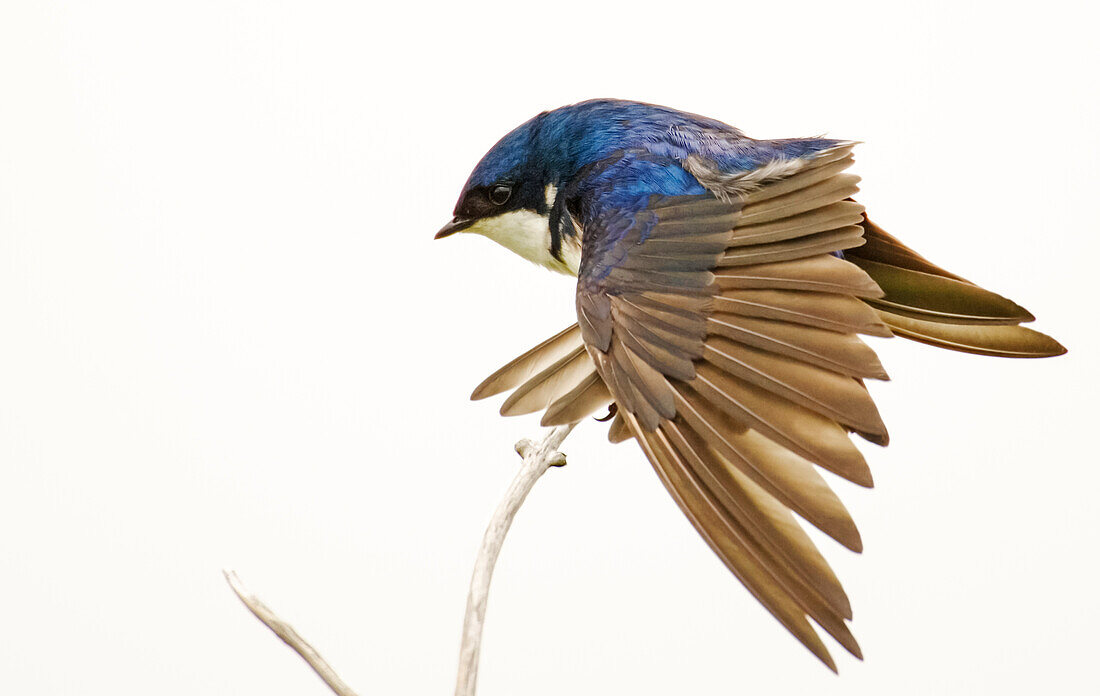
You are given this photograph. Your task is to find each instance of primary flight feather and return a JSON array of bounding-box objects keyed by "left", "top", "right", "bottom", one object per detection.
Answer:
[{"left": 436, "top": 99, "right": 1065, "bottom": 670}]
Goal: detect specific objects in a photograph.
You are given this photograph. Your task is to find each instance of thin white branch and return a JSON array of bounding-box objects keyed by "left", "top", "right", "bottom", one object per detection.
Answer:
[
  {"left": 224, "top": 424, "right": 577, "bottom": 696},
  {"left": 454, "top": 423, "right": 578, "bottom": 696},
  {"left": 223, "top": 569, "right": 359, "bottom": 696}
]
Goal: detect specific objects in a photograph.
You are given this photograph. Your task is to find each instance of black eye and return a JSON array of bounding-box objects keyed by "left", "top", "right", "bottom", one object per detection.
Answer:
[{"left": 488, "top": 184, "right": 512, "bottom": 206}]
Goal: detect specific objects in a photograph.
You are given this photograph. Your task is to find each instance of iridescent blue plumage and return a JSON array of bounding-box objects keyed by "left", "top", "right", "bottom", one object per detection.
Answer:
[{"left": 463, "top": 98, "right": 845, "bottom": 194}]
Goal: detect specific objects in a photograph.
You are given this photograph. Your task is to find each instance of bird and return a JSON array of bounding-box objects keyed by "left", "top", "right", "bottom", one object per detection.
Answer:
[{"left": 435, "top": 98, "right": 1065, "bottom": 670}]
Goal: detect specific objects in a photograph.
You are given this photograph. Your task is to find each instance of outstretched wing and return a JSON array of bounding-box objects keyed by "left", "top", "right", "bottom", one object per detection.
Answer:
[{"left": 475, "top": 144, "right": 889, "bottom": 669}]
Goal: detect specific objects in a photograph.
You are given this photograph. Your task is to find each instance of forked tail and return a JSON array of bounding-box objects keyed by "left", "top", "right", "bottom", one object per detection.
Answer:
[{"left": 845, "top": 217, "right": 1066, "bottom": 357}]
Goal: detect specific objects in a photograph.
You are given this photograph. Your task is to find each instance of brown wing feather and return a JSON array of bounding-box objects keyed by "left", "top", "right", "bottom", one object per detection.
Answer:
[
  {"left": 714, "top": 255, "right": 883, "bottom": 297},
  {"left": 701, "top": 338, "right": 888, "bottom": 442},
  {"left": 471, "top": 324, "right": 584, "bottom": 400},
  {"left": 714, "top": 289, "right": 893, "bottom": 337},
  {"left": 626, "top": 411, "right": 842, "bottom": 672},
  {"left": 499, "top": 346, "right": 596, "bottom": 416},
  {"left": 659, "top": 417, "right": 854, "bottom": 623},
  {"left": 607, "top": 411, "right": 633, "bottom": 443},
  {"left": 688, "top": 362, "right": 874, "bottom": 487},
  {"left": 541, "top": 372, "right": 613, "bottom": 426},
  {"left": 707, "top": 313, "right": 889, "bottom": 379},
  {"left": 718, "top": 226, "right": 867, "bottom": 266},
  {"left": 671, "top": 388, "right": 862, "bottom": 551}
]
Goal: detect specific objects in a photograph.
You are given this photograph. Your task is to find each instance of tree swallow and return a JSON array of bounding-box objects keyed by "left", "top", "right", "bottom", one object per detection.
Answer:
[{"left": 437, "top": 99, "right": 1065, "bottom": 670}]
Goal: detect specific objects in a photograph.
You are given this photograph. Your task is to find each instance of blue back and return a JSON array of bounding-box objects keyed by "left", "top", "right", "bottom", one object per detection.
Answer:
[{"left": 464, "top": 99, "right": 845, "bottom": 194}]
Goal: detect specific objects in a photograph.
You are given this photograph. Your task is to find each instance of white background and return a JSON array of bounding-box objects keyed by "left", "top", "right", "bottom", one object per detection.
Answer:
[{"left": 2, "top": 1, "right": 1097, "bottom": 694}]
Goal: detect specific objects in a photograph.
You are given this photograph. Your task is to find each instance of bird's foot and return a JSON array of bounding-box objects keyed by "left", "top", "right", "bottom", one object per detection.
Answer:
[{"left": 594, "top": 403, "right": 618, "bottom": 422}]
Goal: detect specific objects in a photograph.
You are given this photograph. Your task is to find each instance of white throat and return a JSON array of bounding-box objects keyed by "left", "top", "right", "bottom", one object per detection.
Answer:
[{"left": 465, "top": 209, "right": 581, "bottom": 276}]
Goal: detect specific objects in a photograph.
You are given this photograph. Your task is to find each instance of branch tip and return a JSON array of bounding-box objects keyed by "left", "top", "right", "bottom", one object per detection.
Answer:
[
  {"left": 223, "top": 569, "right": 360, "bottom": 696},
  {"left": 514, "top": 438, "right": 535, "bottom": 458}
]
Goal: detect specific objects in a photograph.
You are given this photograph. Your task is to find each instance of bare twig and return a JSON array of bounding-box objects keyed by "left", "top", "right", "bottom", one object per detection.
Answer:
[
  {"left": 223, "top": 569, "right": 359, "bottom": 696},
  {"left": 224, "top": 423, "right": 577, "bottom": 696},
  {"left": 454, "top": 423, "right": 578, "bottom": 696}
]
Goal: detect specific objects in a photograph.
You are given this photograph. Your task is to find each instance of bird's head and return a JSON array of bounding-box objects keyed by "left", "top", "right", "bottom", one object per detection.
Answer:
[{"left": 436, "top": 113, "right": 581, "bottom": 275}]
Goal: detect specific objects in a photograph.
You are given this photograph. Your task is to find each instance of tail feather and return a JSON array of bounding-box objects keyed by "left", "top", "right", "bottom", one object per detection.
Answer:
[
  {"left": 846, "top": 217, "right": 1066, "bottom": 357},
  {"left": 848, "top": 216, "right": 969, "bottom": 281},
  {"left": 872, "top": 309, "right": 1066, "bottom": 358}
]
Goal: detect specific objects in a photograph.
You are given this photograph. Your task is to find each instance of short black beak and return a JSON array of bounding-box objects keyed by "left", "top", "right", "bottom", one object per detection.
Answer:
[{"left": 435, "top": 217, "right": 473, "bottom": 239}]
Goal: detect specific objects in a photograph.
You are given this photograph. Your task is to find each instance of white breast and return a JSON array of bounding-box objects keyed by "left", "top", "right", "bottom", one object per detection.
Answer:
[{"left": 466, "top": 209, "right": 581, "bottom": 276}]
